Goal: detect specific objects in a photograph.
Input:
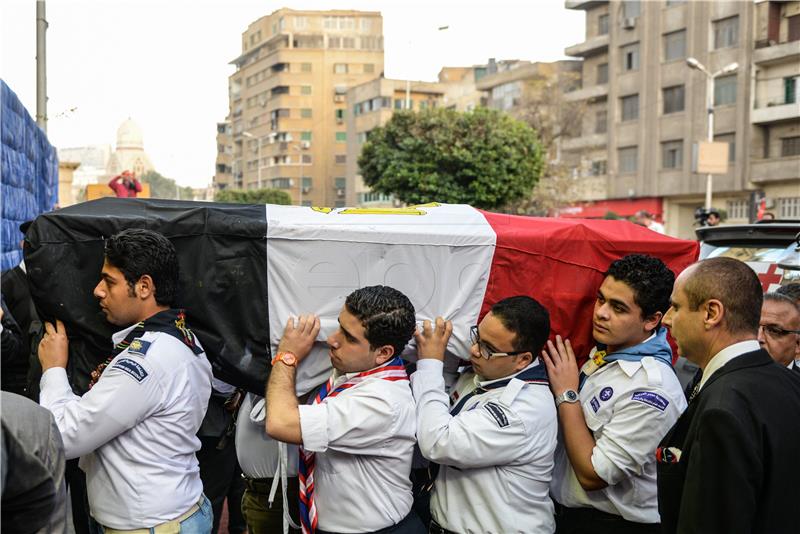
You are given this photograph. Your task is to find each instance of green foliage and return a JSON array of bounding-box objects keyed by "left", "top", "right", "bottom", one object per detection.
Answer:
[
  {"left": 140, "top": 170, "right": 193, "bottom": 200},
  {"left": 603, "top": 211, "right": 621, "bottom": 220},
  {"left": 215, "top": 188, "right": 293, "bottom": 205},
  {"left": 358, "top": 107, "right": 545, "bottom": 210}
]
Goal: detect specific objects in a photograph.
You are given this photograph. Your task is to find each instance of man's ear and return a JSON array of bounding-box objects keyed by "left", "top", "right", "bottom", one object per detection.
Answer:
[
  {"left": 515, "top": 351, "right": 533, "bottom": 371},
  {"left": 643, "top": 311, "right": 663, "bottom": 333},
  {"left": 704, "top": 299, "right": 724, "bottom": 328},
  {"left": 136, "top": 274, "right": 156, "bottom": 301},
  {"left": 374, "top": 345, "right": 395, "bottom": 365}
]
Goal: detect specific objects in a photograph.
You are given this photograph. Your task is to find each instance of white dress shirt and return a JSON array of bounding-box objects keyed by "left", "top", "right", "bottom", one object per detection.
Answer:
[
  {"left": 551, "top": 357, "right": 687, "bottom": 523},
  {"left": 412, "top": 359, "right": 558, "bottom": 534},
  {"left": 298, "top": 368, "right": 416, "bottom": 533},
  {"left": 698, "top": 340, "right": 761, "bottom": 391},
  {"left": 40, "top": 325, "right": 212, "bottom": 529}
]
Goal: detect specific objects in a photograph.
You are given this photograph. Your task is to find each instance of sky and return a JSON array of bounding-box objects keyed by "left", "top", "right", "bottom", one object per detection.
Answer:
[{"left": 1, "top": 0, "right": 584, "bottom": 188}]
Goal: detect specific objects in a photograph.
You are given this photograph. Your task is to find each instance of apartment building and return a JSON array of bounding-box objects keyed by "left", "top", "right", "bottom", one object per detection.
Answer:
[
  {"left": 345, "top": 78, "right": 444, "bottom": 207},
  {"left": 216, "top": 9, "right": 384, "bottom": 206},
  {"left": 563, "top": 0, "right": 799, "bottom": 238},
  {"left": 438, "top": 65, "right": 489, "bottom": 111},
  {"left": 214, "top": 121, "right": 233, "bottom": 188}
]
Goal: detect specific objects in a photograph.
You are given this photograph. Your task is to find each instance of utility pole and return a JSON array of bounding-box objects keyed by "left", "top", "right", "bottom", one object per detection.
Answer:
[{"left": 36, "top": 0, "right": 48, "bottom": 133}]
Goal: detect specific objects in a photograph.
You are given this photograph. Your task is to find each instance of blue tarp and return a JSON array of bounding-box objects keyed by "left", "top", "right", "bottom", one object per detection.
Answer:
[{"left": 1, "top": 79, "right": 58, "bottom": 271}]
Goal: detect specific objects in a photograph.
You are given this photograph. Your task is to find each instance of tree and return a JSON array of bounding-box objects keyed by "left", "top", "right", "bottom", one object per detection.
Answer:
[
  {"left": 140, "top": 170, "right": 194, "bottom": 200},
  {"left": 358, "top": 107, "right": 545, "bottom": 210},
  {"left": 215, "top": 188, "right": 292, "bottom": 205}
]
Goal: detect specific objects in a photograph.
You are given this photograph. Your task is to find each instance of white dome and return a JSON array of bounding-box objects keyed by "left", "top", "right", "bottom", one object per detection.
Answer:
[{"left": 116, "top": 118, "right": 144, "bottom": 149}]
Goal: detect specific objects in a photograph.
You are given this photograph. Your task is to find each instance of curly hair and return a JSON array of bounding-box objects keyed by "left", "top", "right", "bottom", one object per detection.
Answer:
[
  {"left": 104, "top": 229, "right": 179, "bottom": 306},
  {"left": 345, "top": 285, "right": 416, "bottom": 356},
  {"left": 605, "top": 254, "right": 675, "bottom": 319}
]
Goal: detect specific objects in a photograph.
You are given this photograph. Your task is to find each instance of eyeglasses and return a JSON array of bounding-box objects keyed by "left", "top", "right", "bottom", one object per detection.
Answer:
[
  {"left": 759, "top": 324, "right": 800, "bottom": 339},
  {"left": 469, "top": 325, "right": 529, "bottom": 360}
]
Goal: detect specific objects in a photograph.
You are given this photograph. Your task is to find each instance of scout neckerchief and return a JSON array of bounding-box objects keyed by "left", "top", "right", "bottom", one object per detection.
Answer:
[
  {"left": 88, "top": 308, "right": 202, "bottom": 389},
  {"left": 578, "top": 327, "right": 672, "bottom": 390},
  {"left": 298, "top": 356, "right": 408, "bottom": 534}
]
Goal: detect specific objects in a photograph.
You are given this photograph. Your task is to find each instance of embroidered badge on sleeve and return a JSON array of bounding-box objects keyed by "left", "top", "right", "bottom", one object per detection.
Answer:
[
  {"left": 111, "top": 358, "right": 149, "bottom": 383},
  {"left": 631, "top": 391, "right": 669, "bottom": 412},
  {"left": 590, "top": 397, "right": 600, "bottom": 413},
  {"left": 483, "top": 402, "right": 510, "bottom": 427},
  {"left": 126, "top": 338, "right": 152, "bottom": 357}
]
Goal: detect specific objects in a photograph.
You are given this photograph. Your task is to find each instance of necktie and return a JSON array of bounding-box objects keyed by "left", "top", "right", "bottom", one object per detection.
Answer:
[{"left": 298, "top": 357, "right": 408, "bottom": 534}]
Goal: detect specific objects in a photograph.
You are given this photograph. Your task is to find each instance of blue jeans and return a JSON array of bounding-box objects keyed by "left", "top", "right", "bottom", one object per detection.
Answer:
[{"left": 90, "top": 495, "right": 213, "bottom": 533}]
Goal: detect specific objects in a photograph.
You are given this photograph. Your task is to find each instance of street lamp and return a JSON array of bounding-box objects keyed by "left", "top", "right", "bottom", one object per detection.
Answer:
[
  {"left": 405, "top": 25, "right": 450, "bottom": 109},
  {"left": 242, "top": 131, "right": 262, "bottom": 189},
  {"left": 685, "top": 57, "right": 739, "bottom": 210}
]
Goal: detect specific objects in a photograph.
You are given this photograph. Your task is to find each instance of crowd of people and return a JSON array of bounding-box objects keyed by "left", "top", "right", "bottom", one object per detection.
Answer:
[{"left": 2, "top": 227, "right": 800, "bottom": 534}]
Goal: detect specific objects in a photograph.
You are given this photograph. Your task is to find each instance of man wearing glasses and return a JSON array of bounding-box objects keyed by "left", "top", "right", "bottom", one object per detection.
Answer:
[
  {"left": 542, "top": 254, "right": 686, "bottom": 534},
  {"left": 411, "top": 296, "right": 558, "bottom": 533},
  {"left": 758, "top": 292, "right": 800, "bottom": 372}
]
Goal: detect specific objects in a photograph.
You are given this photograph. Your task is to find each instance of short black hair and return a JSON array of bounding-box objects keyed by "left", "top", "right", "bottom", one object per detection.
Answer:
[
  {"left": 684, "top": 257, "right": 762, "bottom": 335},
  {"left": 776, "top": 283, "right": 800, "bottom": 305},
  {"left": 490, "top": 296, "right": 550, "bottom": 355},
  {"left": 104, "top": 229, "right": 179, "bottom": 306},
  {"left": 345, "top": 285, "right": 416, "bottom": 356},
  {"left": 605, "top": 254, "right": 675, "bottom": 319}
]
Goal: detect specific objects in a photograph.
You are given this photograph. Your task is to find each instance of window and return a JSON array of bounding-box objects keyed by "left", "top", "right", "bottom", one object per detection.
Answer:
[
  {"left": 595, "top": 109, "right": 607, "bottom": 134},
  {"left": 714, "top": 133, "right": 736, "bottom": 162},
  {"left": 663, "top": 30, "right": 686, "bottom": 62},
  {"left": 360, "top": 18, "right": 373, "bottom": 31},
  {"left": 785, "top": 76, "right": 799, "bottom": 105},
  {"left": 334, "top": 155, "right": 347, "bottom": 165},
  {"left": 790, "top": 15, "right": 800, "bottom": 42},
  {"left": 778, "top": 197, "right": 800, "bottom": 219},
  {"left": 302, "top": 177, "right": 312, "bottom": 189},
  {"left": 301, "top": 154, "right": 312, "bottom": 164},
  {"left": 619, "top": 146, "right": 638, "bottom": 173},
  {"left": 621, "top": 94, "right": 639, "bottom": 121},
  {"left": 597, "top": 63, "right": 608, "bottom": 84},
  {"left": 364, "top": 63, "right": 375, "bottom": 74},
  {"left": 661, "top": 140, "right": 683, "bottom": 169},
  {"left": 342, "top": 37, "right": 356, "bottom": 49},
  {"left": 357, "top": 131, "right": 369, "bottom": 143},
  {"left": 335, "top": 109, "right": 345, "bottom": 121},
  {"left": 271, "top": 178, "right": 292, "bottom": 189},
  {"left": 782, "top": 137, "right": 800, "bottom": 157},
  {"left": 623, "top": 1, "right": 641, "bottom": 18},
  {"left": 301, "top": 63, "right": 312, "bottom": 72},
  {"left": 334, "top": 63, "right": 348, "bottom": 74},
  {"left": 335, "top": 177, "right": 346, "bottom": 189},
  {"left": 621, "top": 43, "right": 640, "bottom": 71},
  {"left": 590, "top": 160, "right": 607, "bottom": 176},
  {"left": 361, "top": 36, "right": 380, "bottom": 50},
  {"left": 301, "top": 85, "right": 312, "bottom": 95},
  {"left": 726, "top": 199, "right": 748, "bottom": 220},
  {"left": 335, "top": 200, "right": 346, "bottom": 208},
  {"left": 598, "top": 14, "right": 609, "bottom": 35},
  {"left": 301, "top": 108, "right": 312, "bottom": 118},
  {"left": 300, "top": 131, "right": 312, "bottom": 141},
  {"left": 666, "top": 0, "right": 686, "bottom": 6},
  {"left": 663, "top": 85, "right": 685, "bottom": 114},
  {"left": 714, "top": 75, "right": 737, "bottom": 106},
  {"left": 714, "top": 16, "right": 739, "bottom": 49},
  {"left": 294, "top": 16, "right": 308, "bottom": 29},
  {"left": 335, "top": 132, "right": 347, "bottom": 143}
]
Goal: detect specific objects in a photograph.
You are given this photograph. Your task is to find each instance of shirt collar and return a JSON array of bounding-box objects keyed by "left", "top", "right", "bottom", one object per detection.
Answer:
[
  {"left": 593, "top": 332, "right": 657, "bottom": 378},
  {"left": 111, "top": 322, "right": 141, "bottom": 346},
  {"left": 699, "top": 340, "right": 760, "bottom": 391},
  {"left": 476, "top": 359, "right": 543, "bottom": 388}
]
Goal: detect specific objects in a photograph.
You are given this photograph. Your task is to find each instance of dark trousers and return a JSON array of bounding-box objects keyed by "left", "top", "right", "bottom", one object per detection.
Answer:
[
  {"left": 197, "top": 436, "right": 246, "bottom": 534},
  {"left": 241, "top": 476, "right": 300, "bottom": 534},
  {"left": 555, "top": 504, "right": 661, "bottom": 534},
  {"left": 317, "top": 510, "right": 426, "bottom": 534},
  {"left": 66, "top": 458, "right": 91, "bottom": 534}
]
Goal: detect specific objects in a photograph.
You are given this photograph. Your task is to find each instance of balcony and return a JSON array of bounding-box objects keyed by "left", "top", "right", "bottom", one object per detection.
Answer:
[
  {"left": 562, "top": 133, "right": 607, "bottom": 151},
  {"left": 565, "top": 84, "right": 608, "bottom": 102},
  {"left": 565, "top": 0, "right": 607, "bottom": 9},
  {"left": 751, "top": 102, "right": 800, "bottom": 124},
  {"left": 753, "top": 41, "right": 800, "bottom": 66},
  {"left": 750, "top": 156, "right": 800, "bottom": 184},
  {"left": 565, "top": 34, "right": 609, "bottom": 58}
]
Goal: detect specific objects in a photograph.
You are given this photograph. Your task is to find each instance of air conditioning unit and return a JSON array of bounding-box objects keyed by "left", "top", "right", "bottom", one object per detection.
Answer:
[
  {"left": 622, "top": 17, "right": 636, "bottom": 29},
  {"left": 336, "top": 189, "right": 345, "bottom": 197},
  {"left": 302, "top": 186, "right": 311, "bottom": 193},
  {"left": 300, "top": 141, "right": 311, "bottom": 149},
  {"left": 334, "top": 95, "right": 345, "bottom": 102}
]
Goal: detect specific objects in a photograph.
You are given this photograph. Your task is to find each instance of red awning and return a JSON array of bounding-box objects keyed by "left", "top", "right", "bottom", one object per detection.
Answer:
[{"left": 557, "top": 197, "right": 663, "bottom": 220}]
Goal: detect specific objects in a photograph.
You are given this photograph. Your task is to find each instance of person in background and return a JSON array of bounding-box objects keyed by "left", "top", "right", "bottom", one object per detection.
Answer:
[
  {"left": 108, "top": 170, "right": 142, "bottom": 198},
  {"left": 633, "top": 211, "right": 665, "bottom": 235},
  {"left": 758, "top": 293, "right": 800, "bottom": 372}
]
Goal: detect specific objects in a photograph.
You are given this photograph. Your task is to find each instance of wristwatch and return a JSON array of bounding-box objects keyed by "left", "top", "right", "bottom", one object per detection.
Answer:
[
  {"left": 271, "top": 351, "right": 298, "bottom": 367},
  {"left": 554, "top": 389, "right": 579, "bottom": 408}
]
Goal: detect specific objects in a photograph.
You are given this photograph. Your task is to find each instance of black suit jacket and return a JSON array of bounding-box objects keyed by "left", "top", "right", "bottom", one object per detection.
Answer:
[{"left": 657, "top": 349, "right": 800, "bottom": 534}]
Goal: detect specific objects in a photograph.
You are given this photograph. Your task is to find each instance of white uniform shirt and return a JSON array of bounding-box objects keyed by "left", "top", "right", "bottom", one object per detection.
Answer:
[
  {"left": 550, "top": 356, "right": 687, "bottom": 523},
  {"left": 412, "top": 359, "right": 558, "bottom": 534},
  {"left": 40, "top": 325, "right": 213, "bottom": 529},
  {"left": 298, "top": 370, "right": 416, "bottom": 533},
  {"left": 236, "top": 393, "right": 298, "bottom": 479}
]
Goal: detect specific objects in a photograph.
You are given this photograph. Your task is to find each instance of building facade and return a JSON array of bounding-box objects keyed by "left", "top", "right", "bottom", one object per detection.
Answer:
[
  {"left": 563, "top": 0, "right": 799, "bottom": 238},
  {"left": 217, "top": 8, "right": 384, "bottom": 206},
  {"left": 344, "top": 78, "right": 445, "bottom": 207}
]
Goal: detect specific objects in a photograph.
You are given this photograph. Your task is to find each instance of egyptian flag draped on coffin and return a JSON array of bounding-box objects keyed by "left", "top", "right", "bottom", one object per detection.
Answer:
[{"left": 25, "top": 198, "right": 699, "bottom": 395}]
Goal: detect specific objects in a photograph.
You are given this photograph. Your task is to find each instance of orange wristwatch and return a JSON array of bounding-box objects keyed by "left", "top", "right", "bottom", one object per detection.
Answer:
[{"left": 271, "top": 351, "right": 298, "bottom": 367}]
